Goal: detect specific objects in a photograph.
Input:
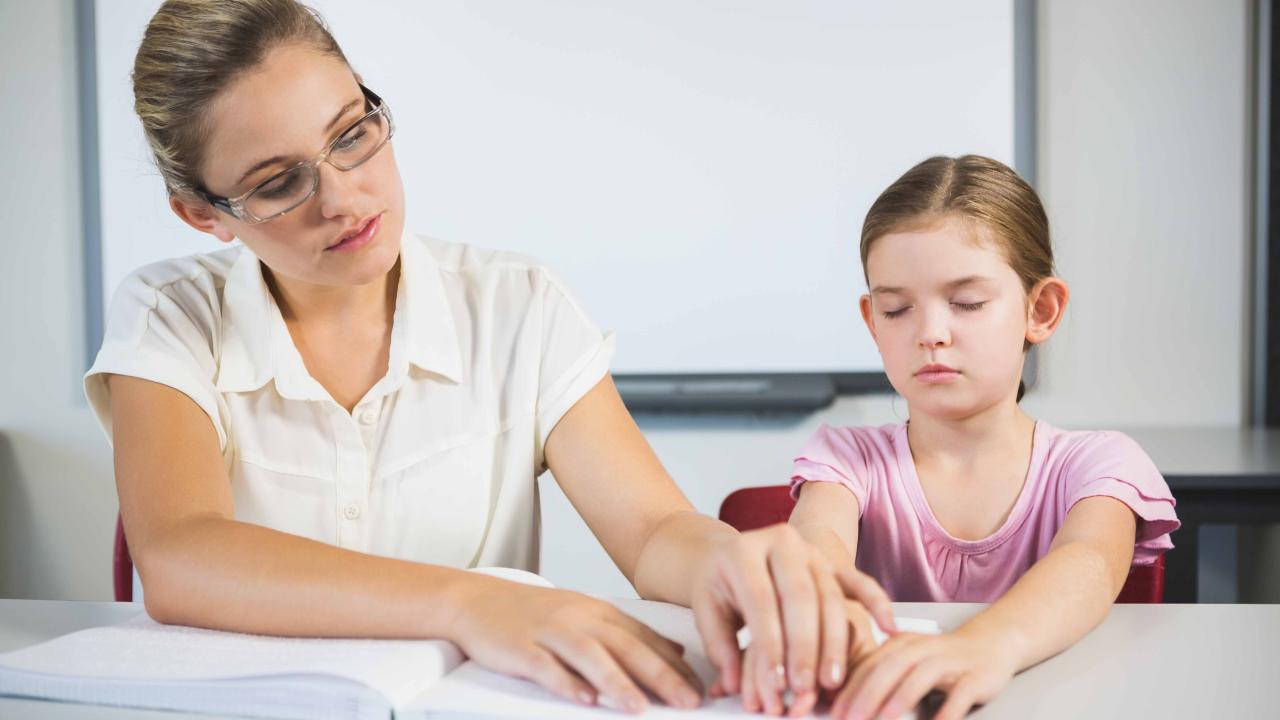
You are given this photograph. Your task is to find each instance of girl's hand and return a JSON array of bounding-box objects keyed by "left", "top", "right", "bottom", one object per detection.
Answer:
[
  {"left": 691, "top": 524, "right": 896, "bottom": 713},
  {"left": 448, "top": 576, "right": 704, "bottom": 714},
  {"left": 832, "top": 630, "right": 1019, "bottom": 720},
  {"left": 731, "top": 597, "right": 884, "bottom": 717}
]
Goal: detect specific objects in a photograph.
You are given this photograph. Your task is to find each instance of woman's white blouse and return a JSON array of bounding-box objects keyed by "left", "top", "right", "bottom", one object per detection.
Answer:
[{"left": 84, "top": 233, "right": 615, "bottom": 571}]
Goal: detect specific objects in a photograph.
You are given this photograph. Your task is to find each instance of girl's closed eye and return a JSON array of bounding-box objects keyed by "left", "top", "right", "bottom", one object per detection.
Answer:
[
  {"left": 881, "top": 305, "right": 911, "bottom": 319},
  {"left": 952, "top": 300, "right": 987, "bottom": 312}
]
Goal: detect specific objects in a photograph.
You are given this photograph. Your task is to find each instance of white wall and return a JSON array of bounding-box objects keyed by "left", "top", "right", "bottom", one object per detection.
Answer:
[
  {"left": 0, "top": 0, "right": 1260, "bottom": 602},
  {"left": 0, "top": 0, "right": 117, "bottom": 600},
  {"left": 540, "top": 0, "right": 1256, "bottom": 598}
]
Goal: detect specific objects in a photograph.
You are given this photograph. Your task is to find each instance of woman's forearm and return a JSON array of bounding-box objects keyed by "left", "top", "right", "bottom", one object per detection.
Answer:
[
  {"left": 138, "top": 515, "right": 486, "bottom": 642},
  {"left": 631, "top": 510, "right": 738, "bottom": 605}
]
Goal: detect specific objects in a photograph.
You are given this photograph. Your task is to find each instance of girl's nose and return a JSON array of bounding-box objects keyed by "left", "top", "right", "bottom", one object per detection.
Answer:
[{"left": 917, "top": 308, "right": 952, "bottom": 349}]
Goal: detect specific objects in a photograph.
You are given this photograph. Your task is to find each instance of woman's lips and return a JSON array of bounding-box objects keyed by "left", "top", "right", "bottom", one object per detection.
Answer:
[{"left": 326, "top": 213, "right": 382, "bottom": 252}]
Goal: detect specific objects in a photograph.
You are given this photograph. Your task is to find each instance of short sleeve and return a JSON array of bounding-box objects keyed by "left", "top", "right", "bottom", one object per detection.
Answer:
[
  {"left": 1063, "top": 432, "right": 1180, "bottom": 565},
  {"left": 790, "top": 424, "right": 871, "bottom": 516},
  {"left": 83, "top": 272, "right": 228, "bottom": 450},
  {"left": 533, "top": 268, "right": 615, "bottom": 452}
]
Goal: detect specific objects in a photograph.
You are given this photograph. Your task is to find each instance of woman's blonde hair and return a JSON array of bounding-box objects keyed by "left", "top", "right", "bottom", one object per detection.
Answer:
[
  {"left": 132, "top": 0, "right": 350, "bottom": 199},
  {"left": 861, "top": 154, "right": 1055, "bottom": 400}
]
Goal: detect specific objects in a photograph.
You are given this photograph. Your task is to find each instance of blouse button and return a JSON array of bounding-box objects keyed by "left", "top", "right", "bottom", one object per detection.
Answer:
[
  {"left": 343, "top": 504, "right": 362, "bottom": 520},
  {"left": 358, "top": 408, "right": 377, "bottom": 425}
]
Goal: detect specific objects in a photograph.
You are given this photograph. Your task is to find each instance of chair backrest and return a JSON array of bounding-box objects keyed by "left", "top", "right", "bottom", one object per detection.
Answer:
[
  {"left": 718, "top": 485, "right": 1164, "bottom": 603},
  {"left": 113, "top": 515, "right": 134, "bottom": 602}
]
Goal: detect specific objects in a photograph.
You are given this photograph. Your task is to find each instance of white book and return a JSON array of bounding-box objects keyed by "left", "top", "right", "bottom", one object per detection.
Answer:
[{"left": 0, "top": 569, "right": 939, "bottom": 719}]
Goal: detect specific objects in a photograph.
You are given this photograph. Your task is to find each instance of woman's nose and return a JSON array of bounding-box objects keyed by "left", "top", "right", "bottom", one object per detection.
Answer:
[{"left": 315, "top": 162, "right": 361, "bottom": 220}]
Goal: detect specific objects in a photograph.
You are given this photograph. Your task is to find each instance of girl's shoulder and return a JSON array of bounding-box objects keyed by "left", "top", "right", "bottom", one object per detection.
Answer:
[
  {"left": 1035, "top": 422, "right": 1160, "bottom": 479},
  {"left": 794, "top": 422, "right": 905, "bottom": 472}
]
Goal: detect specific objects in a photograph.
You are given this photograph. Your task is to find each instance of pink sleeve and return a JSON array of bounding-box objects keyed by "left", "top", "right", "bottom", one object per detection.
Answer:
[
  {"left": 1064, "top": 432, "right": 1181, "bottom": 566},
  {"left": 790, "top": 424, "right": 869, "bottom": 517}
]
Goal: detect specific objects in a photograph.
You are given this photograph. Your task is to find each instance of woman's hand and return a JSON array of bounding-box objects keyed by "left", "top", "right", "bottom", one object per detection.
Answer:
[
  {"left": 831, "top": 629, "right": 1019, "bottom": 720},
  {"left": 447, "top": 576, "right": 704, "bottom": 713},
  {"left": 734, "top": 597, "right": 883, "bottom": 716},
  {"left": 691, "top": 524, "right": 896, "bottom": 714}
]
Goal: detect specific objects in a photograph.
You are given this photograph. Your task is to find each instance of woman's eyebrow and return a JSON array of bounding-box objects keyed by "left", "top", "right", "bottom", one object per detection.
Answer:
[{"left": 233, "top": 95, "right": 365, "bottom": 186}]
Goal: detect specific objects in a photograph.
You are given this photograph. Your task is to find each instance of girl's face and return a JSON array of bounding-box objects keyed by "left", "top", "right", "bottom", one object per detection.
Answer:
[
  {"left": 172, "top": 43, "right": 405, "bottom": 288},
  {"left": 860, "top": 216, "right": 1063, "bottom": 421}
]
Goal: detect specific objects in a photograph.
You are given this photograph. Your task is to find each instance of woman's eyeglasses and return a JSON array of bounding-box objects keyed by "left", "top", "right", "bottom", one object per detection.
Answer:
[{"left": 197, "top": 84, "right": 394, "bottom": 224}]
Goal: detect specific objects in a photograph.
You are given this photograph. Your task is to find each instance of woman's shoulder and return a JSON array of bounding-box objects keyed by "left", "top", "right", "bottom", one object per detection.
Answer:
[{"left": 112, "top": 245, "right": 242, "bottom": 315}]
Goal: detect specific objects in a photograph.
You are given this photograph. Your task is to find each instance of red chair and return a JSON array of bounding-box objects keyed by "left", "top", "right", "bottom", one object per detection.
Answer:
[
  {"left": 113, "top": 515, "right": 135, "bottom": 602},
  {"left": 718, "top": 485, "right": 1164, "bottom": 603}
]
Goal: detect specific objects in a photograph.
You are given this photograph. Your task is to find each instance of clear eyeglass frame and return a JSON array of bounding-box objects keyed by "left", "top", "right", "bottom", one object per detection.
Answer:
[{"left": 196, "top": 84, "right": 395, "bottom": 224}]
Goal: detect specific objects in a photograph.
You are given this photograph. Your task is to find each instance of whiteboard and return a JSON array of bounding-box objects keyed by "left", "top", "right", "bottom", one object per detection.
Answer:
[{"left": 94, "top": 0, "right": 1017, "bottom": 375}]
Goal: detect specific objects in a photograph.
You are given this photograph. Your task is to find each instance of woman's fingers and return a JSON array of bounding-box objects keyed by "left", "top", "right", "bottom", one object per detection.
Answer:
[
  {"left": 814, "top": 567, "right": 850, "bottom": 690},
  {"left": 515, "top": 646, "right": 598, "bottom": 708},
  {"left": 609, "top": 613, "right": 705, "bottom": 696},
  {"left": 767, "top": 537, "right": 821, "bottom": 697},
  {"left": 600, "top": 625, "right": 703, "bottom": 709},
  {"left": 691, "top": 589, "right": 744, "bottom": 695},
  {"left": 834, "top": 566, "right": 897, "bottom": 634},
  {"left": 538, "top": 633, "right": 651, "bottom": 713},
  {"left": 729, "top": 548, "right": 788, "bottom": 704},
  {"left": 741, "top": 645, "right": 760, "bottom": 713}
]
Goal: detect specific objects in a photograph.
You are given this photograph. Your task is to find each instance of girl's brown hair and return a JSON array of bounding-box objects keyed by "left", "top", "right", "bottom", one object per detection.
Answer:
[
  {"left": 861, "top": 155, "right": 1054, "bottom": 400},
  {"left": 132, "top": 0, "right": 350, "bottom": 199}
]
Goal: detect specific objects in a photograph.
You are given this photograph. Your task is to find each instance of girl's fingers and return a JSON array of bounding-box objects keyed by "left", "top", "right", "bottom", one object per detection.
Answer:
[
  {"left": 844, "top": 639, "right": 927, "bottom": 720},
  {"left": 829, "top": 667, "right": 860, "bottom": 719},
  {"left": 786, "top": 689, "right": 819, "bottom": 718},
  {"left": 755, "top": 641, "right": 786, "bottom": 716},
  {"left": 933, "top": 676, "right": 978, "bottom": 720},
  {"left": 834, "top": 566, "right": 897, "bottom": 634},
  {"left": 814, "top": 567, "right": 850, "bottom": 690},
  {"left": 880, "top": 659, "right": 951, "bottom": 719},
  {"left": 767, "top": 541, "right": 821, "bottom": 696}
]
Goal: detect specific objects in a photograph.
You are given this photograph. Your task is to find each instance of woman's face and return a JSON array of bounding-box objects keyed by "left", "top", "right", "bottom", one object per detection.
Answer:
[
  {"left": 177, "top": 43, "right": 405, "bottom": 288},
  {"left": 859, "top": 217, "right": 1036, "bottom": 421}
]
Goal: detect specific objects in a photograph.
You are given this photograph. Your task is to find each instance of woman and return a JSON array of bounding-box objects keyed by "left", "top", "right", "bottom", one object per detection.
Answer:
[{"left": 86, "top": 0, "right": 892, "bottom": 714}]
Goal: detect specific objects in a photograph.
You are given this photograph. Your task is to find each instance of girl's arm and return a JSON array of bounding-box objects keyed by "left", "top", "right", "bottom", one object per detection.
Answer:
[
  {"left": 544, "top": 377, "right": 894, "bottom": 715},
  {"left": 109, "top": 374, "right": 701, "bottom": 713},
  {"left": 833, "top": 496, "right": 1138, "bottom": 720}
]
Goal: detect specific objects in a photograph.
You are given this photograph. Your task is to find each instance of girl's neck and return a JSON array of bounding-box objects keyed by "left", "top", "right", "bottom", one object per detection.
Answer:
[
  {"left": 265, "top": 261, "right": 400, "bottom": 331},
  {"left": 905, "top": 395, "right": 1035, "bottom": 471}
]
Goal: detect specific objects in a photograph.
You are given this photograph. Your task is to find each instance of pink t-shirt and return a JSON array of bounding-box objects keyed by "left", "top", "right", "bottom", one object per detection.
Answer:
[{"left": 789, "top": 422, "right": 1180, "bottom": 602}]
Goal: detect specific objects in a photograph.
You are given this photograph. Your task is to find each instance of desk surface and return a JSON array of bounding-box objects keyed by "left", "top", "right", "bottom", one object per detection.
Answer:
[
  {"left": 1, "top": 599, "right": 1277, "bottom": 719},
  {"left": 1117, "top": 426, "right": 1280, "bottom": 486}
]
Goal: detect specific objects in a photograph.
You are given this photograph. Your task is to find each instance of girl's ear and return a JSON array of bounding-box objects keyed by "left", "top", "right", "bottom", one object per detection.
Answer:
[
  {"left": 1026, "top": 277, "right": 1070, "bottom": 346},
  {"left": 169, "top": 195, "right": 237, "bottom": 244},
  {"left": 859, "top": 293, "right": 879, "bottom": 344}
]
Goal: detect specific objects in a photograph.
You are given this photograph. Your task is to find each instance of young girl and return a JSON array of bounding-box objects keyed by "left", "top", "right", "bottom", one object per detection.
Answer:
[
  {"left": 741, "top": 155, "right": 1179, "bottom": 718},
  {"left": 86, "top": 0, "right": 895, "bottom": 713}
]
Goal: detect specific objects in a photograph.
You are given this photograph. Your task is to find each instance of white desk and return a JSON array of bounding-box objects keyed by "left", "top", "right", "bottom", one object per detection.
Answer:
[{"left": 1, "top": 599, "right": 1277, "bottom": 718}]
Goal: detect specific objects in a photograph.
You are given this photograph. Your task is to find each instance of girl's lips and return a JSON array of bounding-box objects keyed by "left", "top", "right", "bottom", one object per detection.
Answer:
[
  {"left": 915, "top": 365, "right": 961, "bottom": 384},
  {"left": 326, "top": 213, "right": 382, "bottom": 252}
]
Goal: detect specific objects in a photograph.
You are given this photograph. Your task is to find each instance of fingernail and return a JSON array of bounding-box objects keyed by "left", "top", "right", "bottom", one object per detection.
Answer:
[
  {"left": 794, "top": 667, "right": 813, "bottom": 691},
  {"left": 774, "top": 663, "right": 787, "bottom": 688},
  {"left": 626, "top": 695, "right": 647, "bottom": 713},
  {"left": 681, "top": 690, "right": 701, "bottom": 708},
  {"left": 828, "top": 660, "right": 843, "bottom": 686},
  {"left": 578, "top": 691, "right": 596, "bottom": 706}
]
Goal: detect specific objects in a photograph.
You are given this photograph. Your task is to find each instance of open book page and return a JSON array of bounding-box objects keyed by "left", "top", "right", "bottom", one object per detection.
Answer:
[
  {"left": 401, "top": 598, "right": 941, "bottom": 719},
  {"left": 0, "top": 612, "right": 463, "bottom": 719}
]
